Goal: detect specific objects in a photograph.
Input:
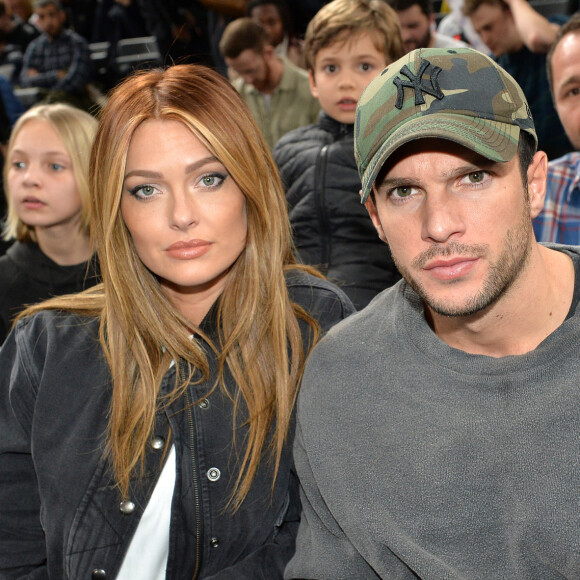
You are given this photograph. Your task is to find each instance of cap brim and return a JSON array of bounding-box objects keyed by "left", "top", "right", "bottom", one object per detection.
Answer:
[{"left": 360, "top": 113, "right": 521, "bottom": 203}]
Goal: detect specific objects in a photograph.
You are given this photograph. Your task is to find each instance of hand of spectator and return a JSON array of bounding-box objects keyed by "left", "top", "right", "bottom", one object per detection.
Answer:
[
  {"left": 27, "top": 67, "right": 39, "bottom": 77},
  {"left": 57, "top": 69, "right": 67, "bottom": 80},
  {"left": 505, "top": 0, "right": 560, "bottom": 53}
]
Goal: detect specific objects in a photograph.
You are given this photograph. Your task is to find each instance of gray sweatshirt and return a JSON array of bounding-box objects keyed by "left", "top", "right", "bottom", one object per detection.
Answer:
[{"left": 286, "top": 245, "right": 580, "bottom": 579}]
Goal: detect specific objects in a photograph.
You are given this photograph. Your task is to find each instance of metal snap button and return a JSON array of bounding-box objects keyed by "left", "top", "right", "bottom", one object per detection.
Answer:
[
  {"left": 92, "top": 569, "right": 107, "bottom": 579},
  {"left": 119, "top": 500, "right": 135, "bottom": 515},
  {"left": 151, "top": 435, "right": 165, "bottom": 450},
  {"left": 199, "top": 398, "right": 210, "bottom": 409},
  {"left": 207, "top": 467, "right": 221, "bottom": 482},
  {"left": 210, "top": 537, "right": 220, "bottom": 548}
]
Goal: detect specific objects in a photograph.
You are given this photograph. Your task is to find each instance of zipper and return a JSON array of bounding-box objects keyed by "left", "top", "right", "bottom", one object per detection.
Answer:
[
  {"left": 180, "top": 361, "right": 203, "bottom": 579},
  {"left": 315, "top": 144, "right": 331, "bottom": 270}
]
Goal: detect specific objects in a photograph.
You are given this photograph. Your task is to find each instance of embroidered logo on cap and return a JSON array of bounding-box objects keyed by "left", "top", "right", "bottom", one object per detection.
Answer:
[{"left": 393, "top": 59, "right": 444, "bottom": 109}]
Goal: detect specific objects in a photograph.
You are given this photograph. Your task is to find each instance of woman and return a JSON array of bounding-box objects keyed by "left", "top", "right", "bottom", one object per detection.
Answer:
[
  {"left": 0, "top": 103, "right": 99, "bottom": 342},
  {"left": 0, "top": 64, "right": 354, "bottom": 578}
]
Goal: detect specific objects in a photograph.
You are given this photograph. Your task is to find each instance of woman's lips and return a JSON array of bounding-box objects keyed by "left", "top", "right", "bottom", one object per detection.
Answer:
[{"left": 165, "top": 239, "right": 212, "bottom": 260}]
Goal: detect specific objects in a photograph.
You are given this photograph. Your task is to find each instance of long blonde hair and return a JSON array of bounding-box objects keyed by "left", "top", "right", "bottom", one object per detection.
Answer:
[
  {"left": 23, "top": 64, "right": 319, "bottom": 509},
  {"left": 2, "top": 103, "right": 97, "bottom": 242}
]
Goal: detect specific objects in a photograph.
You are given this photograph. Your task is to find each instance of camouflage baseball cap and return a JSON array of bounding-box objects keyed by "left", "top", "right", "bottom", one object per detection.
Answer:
[{"left": 355, "top": 47, "right": 537, "bottom": 202}]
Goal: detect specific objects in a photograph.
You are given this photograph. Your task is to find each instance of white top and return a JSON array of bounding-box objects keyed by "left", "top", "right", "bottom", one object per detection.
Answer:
[{"left": 116, "top": 445, "right": 176, "bottom": 580}]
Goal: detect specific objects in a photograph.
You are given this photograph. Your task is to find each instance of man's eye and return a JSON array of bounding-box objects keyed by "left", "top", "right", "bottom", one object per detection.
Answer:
[
  {"left": 467, "top": 171, "right": 486, "bottom": 183},
  {"left": 391, "top": 186, "right": 415, "bottom": 198}
]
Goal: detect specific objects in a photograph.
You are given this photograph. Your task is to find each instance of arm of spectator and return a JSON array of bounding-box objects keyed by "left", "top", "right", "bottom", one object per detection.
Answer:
[
  {"left": 505, "top": 0, "right": 560, "bottom": 53},
  {"left": 0, "top": 76, "right": 25, "bottom": 125},
  {"left": 55, "top": 37, "right": 92, "bottom": 94},
  {"left": 19, "top": 43, "right": 60, "bottom": 89}
]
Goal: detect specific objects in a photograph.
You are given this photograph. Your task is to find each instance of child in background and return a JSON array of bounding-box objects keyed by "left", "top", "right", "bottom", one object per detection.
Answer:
[
  {"left": 0, "top": 103, "right": 99, "bottom": 342},
  {"left": 273, "top": 0, "right": 404, "bottom": 310}
]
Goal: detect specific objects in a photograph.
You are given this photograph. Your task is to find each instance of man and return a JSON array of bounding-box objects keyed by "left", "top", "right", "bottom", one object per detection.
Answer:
[
  {"left": 219, "top": 17, "right": 319, "bottom": 150},
  {"left": 285, "top": 47, "right": 580, "bottom": 579},
  {"left": 534, "top": 14, "right": 580, "bottom": 244},
  {"left": 19, "top": 0, "right": 92, "bottom": 109},
  {"left": 463, "top": 0, "right": 570, "bottom": 160},
  {"left": 387, "top": 0, "right": 468, "bottom": 53}
]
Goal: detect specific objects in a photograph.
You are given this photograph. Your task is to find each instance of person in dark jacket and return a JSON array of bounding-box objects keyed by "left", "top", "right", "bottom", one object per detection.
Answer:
[
  {"left": 0, "top": 64, "right": 354, "bottom": 579},
  {"left": 0, "top": 102, "right": 98, "bottom": 342},
  {"left": 273, "top": 0, "right": 404, "bottom": 310}
]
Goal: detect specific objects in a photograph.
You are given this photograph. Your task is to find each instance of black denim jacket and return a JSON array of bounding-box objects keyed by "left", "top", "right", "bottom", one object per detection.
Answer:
[{"left": 0, "top": 270, "right": 354, "bottom": 579}]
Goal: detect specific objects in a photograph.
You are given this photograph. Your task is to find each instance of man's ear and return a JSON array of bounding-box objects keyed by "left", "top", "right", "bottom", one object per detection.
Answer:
[
  {"left": 308, "top": 69, "right": 319, "bottom": 99},
  {"left": 527, "top": 150, "right": 548, "bottom": 219},
  {"left": 362, "top": 190, "right": 388, "bottom": 244}
]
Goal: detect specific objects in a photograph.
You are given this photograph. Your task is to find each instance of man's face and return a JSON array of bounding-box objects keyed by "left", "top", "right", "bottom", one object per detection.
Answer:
[
  {"left": 249, "top": 4, "right": 285, "bottom": 47},
  {"left": 469, "top": 3, "right": 520, "bottom": 56},
  {"left": 551, "top": 31, "right": 580, "bottom": 150},
  {"left": 396, "top": 4, "right": 432, "bottom": 53},
  {"left": 225, "top": 48, "right": 270, "bottom": 92},
  {"left": 35, "top": 3, "right": 65, "bottom": 38},
  {"left": 365, "top": 139, "right": 545, "bottom": 318}
]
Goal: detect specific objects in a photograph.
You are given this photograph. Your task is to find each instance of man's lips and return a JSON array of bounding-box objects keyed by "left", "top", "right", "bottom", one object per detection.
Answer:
[{"left": 423, "top": 257, "right": 480, "bottom": 280}]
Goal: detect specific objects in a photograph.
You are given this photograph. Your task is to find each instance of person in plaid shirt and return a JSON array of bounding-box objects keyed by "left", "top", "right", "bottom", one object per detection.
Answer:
[
  {"left": 19, "top": 0, "right": 92, "bottom": 109},
  {"left": 533, "top": 14, "right": 580, "bottom": 244}
]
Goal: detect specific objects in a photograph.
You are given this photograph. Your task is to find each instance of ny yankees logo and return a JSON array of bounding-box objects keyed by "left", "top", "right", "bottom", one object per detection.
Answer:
[{"left": 393, "top": 59, "right": 444, "bottom": 109}]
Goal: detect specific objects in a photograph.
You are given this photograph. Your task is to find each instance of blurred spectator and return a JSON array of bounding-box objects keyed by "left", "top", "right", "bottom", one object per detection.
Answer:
[
  {"left": 464, "top": 0, "right": 572, "bottom": 159},
  {"left": 387, "top": 0, "right": 468, "bottom": 52},
  {"left": 19, "top": 0, "right": 93, "bottom": 110},
  {"left": 0, "top": 74, "right": 23, "bottom": 123},
  {"left": 220, "top": 17, "right": 319, "bottom": 149},
  {"left": 247, "top": 0, "right": 305, "bottom": 67},
  {"left": 92, "top": 0, "right": 147, "bottom": 44},
  {"left": 4, "top": 0, "right": 35, "bottom": 25},
  {"left": 0, "top": 0, "right": 38, "bottom": 51},
  {"left": 534, "top": 14, "right": 580, "bottom": 244},
  {"left": 136, "top": 0, "right": 213, "bottom": 67}
]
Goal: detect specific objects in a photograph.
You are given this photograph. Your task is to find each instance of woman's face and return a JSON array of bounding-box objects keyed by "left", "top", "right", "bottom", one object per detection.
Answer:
[
  {"left": 121, "top": 119, "right": 248, "bottom": 319},
  {"left": 7, "top": 119, "right": 82, "bottom": 234}
]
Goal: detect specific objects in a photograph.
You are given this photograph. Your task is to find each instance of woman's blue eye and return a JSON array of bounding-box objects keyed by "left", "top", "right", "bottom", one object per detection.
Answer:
[
  {"left": 130, "top": 184, "right": 158, "bottom": 199},
  {"left": 200, "top": 173, "right": 226, "bottom": 188},
  {"left": 50, "top": 163, "right": 64, "bottom": 171}
]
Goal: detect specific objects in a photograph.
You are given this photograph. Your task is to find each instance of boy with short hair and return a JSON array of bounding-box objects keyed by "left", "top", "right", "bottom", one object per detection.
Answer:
[{"left": 273, "top": 0, "right": 404, "bottom": 310}]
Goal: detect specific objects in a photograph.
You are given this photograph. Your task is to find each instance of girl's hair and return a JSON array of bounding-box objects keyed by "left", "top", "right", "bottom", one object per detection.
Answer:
[
  {"left": 25, "top": 64, "right": 319, "bottom": 510},
  {"left": 2, "top": 103, "right": 97, "bottom": 242}
]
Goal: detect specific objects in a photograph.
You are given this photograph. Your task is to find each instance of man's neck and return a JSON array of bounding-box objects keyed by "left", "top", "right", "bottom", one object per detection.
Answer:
[
  {"left": 426, "top": 244, "right": 575, "bottom": 357},
  {"left": 260, "top": 55, "right": 284, "bottom": 95}
]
